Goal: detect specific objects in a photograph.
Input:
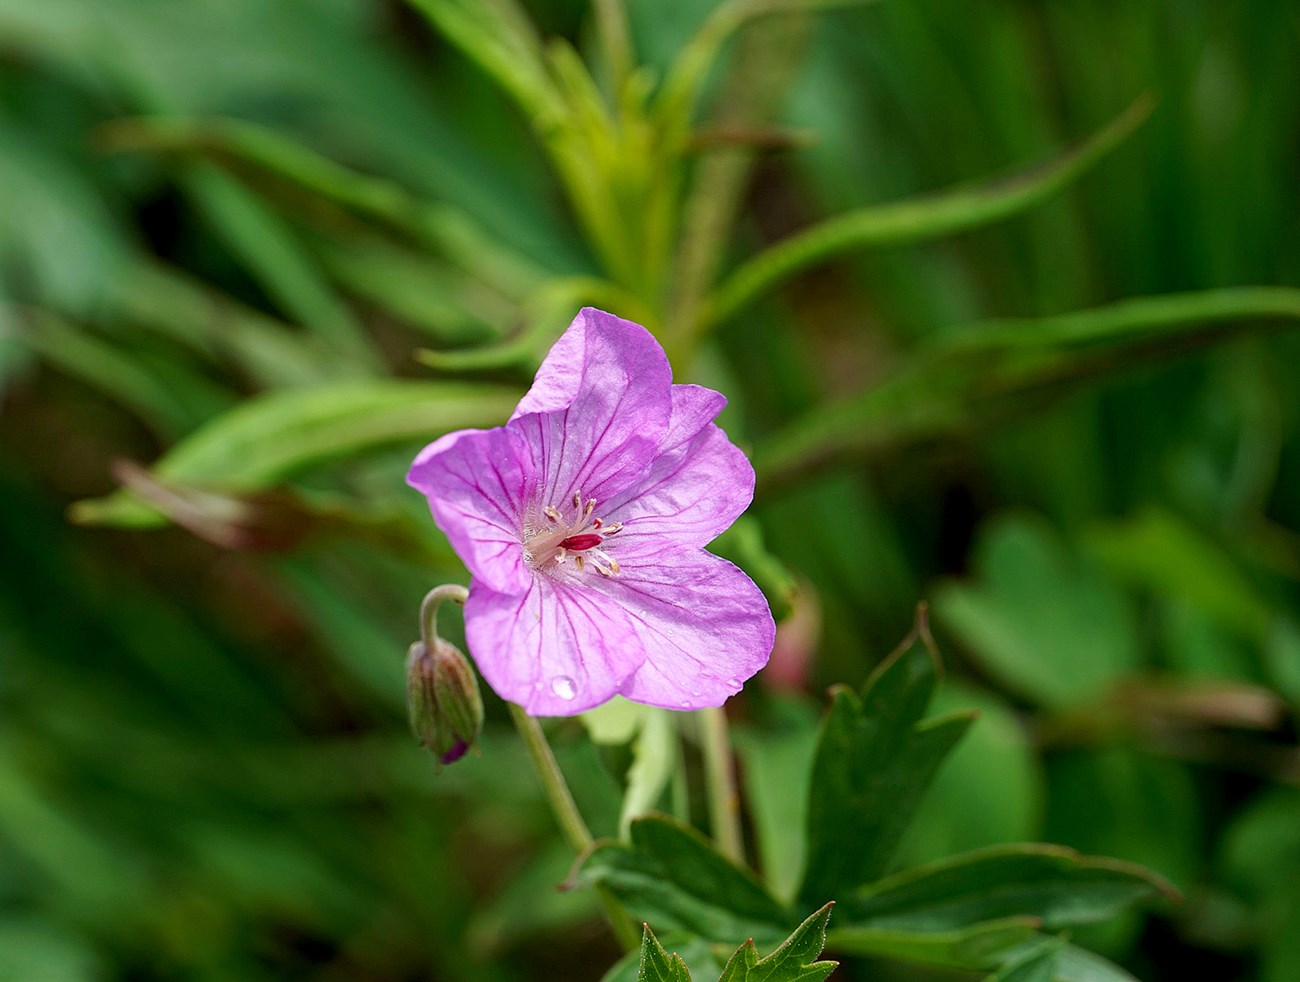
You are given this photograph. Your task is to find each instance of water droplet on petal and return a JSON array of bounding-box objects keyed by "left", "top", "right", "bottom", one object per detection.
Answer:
[{"left": 551, "top": 676, "right": 576, "bottom": 700}]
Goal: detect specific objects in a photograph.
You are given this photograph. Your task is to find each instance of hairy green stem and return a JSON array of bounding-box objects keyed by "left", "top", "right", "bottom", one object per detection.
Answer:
[
  {"left": 507, "top": 702, "right": 639, "bottom": 951},
  {"left": 699, "top": 706, "right": 745, "bottom": 865}
]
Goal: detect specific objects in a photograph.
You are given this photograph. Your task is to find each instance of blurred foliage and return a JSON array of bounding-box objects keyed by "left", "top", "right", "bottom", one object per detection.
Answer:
[{"left": 2, "top": 0, "right": 1299, "bottom": 979}]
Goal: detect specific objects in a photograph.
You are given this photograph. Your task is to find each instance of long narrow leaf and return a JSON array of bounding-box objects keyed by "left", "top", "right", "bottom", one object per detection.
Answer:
[
  {"left": 70, "top": 381, "right": 518, "bottom": 528},
  {"left": 755, "top": 286, "right": 1300, "bottom": 490},
  {"left": 704, "top": 95, "right": 1153, "bottom": 329}
]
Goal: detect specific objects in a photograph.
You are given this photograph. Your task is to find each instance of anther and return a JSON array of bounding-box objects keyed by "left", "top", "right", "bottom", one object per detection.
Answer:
[{"left": 545, "top": 506, "right": 562, "bottom": 523}]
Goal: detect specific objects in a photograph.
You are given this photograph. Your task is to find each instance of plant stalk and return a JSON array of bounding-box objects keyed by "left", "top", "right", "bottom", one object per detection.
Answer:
[
  {"left": 699, "top": 705, "right": 745, "bottom": 865},
  {"left": 507, "top": 702, "right": 640, "bottom": 951}
]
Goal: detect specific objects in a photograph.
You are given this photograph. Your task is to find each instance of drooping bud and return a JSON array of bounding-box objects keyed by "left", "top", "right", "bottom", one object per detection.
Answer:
[{"left": 406, "top": 638, "right": 483, "bottom": 766}]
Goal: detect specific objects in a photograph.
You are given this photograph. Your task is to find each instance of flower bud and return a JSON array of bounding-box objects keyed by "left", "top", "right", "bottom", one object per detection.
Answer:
[{"left": 406, "top": 638, "right": 483, "bottom": 766}]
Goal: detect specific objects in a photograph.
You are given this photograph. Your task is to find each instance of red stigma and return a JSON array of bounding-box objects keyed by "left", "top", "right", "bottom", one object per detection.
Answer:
[{"left": 559, "top": 533, "right": 603, "bottom": 552}]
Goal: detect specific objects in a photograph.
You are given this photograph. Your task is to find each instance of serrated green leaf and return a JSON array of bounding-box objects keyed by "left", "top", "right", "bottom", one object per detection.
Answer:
[
  {"left": 604, "top": 933, "right": 725, "bottom": 982},
  {"left": 717, "top": 903, "right": 836, "bottom": 982},
  {"left": 69, "top": 381, "right": 518, "bottom": 528},
  {"left": 827, "top": 916, "right": 1040, "bottom": 970},
  {"left": 578, "top": 815, "right": 791, "bottom": 946},
  {"left": 638, "top": 924, "right": 694, "bottom": 982},
  {"left": 798, "top": 612, "right": 973, "bottom": 907},
  {"left": 705, "top": 96, "right": 1152, "bottom": 329},
  {"left": 838, "top": 843, "right": 1175, "bottom": 932}
]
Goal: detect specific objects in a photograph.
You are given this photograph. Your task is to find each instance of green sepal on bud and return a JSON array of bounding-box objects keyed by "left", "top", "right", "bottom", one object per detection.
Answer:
[{"left": 406, "top": 638, "right": 483, "bottom": 766}]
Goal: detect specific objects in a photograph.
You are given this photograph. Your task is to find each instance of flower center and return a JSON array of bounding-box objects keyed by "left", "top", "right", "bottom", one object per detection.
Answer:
[{"left": 522, "top": 492, "right": 623, "bottom": 576}]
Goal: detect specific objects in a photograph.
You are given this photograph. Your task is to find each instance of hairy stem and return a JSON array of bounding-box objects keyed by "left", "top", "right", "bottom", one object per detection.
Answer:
[{"left": 507, "top": 702, "right": 640, "bottom": 951}]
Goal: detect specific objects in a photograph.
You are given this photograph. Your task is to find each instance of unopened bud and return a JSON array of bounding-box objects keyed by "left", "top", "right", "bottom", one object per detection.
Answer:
[{"left": 406, "top": 639, "right": 483, "bottom": 766}]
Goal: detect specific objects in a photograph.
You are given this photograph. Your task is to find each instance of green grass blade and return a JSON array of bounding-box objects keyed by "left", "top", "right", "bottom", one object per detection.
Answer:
[
  {"left": 69, "top": 380, "right": 519, "bottom": 528},
  {"left": 755, "top": 286, "right": 1300, "bottom": 490},
  {"left": 705, "top": 95, "right": 1154, "bottom": 329}
]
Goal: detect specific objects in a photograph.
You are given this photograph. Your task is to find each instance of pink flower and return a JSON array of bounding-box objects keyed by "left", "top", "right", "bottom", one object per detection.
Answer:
[{"left": 408, "top": 308, "right": 774, "bottom": 716}]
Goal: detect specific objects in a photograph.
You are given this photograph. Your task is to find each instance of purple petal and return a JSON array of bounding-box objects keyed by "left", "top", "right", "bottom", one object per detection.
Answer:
[
  {"left": 407, "top": 426, "right": 532, "bottom": 594},
  {"left": 584, "top": 543, "right": 774, "bottom": 710},
  {"left": 509, "top": 309, "right": 672, "bottom": 506},
  {"left": 513, "top": 308, "right": 670, "bottom": 417},
  {"left": 465, "top": 574, "right": 647, "bottom": 716},
  {"left": 600, "top": 385, "right": 754, "bottom": 548}
]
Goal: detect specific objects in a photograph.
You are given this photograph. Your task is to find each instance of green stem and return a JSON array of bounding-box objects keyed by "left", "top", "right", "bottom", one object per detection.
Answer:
[
  {"left": 699, "top": 706, "right": 744, "bottom": 865},
  {"left": 507, "top": 702, "right": 593, "bottom": 853},
  {"left": 507, "top": 702, "right": 640, "bottom": 952},
  {"left": 419, "top": 584, "right": 469, "bottom": 646}
]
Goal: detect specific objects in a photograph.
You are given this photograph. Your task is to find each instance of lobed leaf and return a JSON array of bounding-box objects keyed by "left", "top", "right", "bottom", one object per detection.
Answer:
[
  {"left": 716, "top": 903, "right": 837, "bottom": 982},
  {"left": 798, "top": 609, "right": 973, "bottom": 907},
  {"left": 932, "top": 515, "right": 1139, "bottom": 710},
  {"left": 827, "top": 916, "right": 1040, "bottom": 971},
  {"left": 638, "top": 925, "right": 695, "bottom": 982},
  {"left": 837, "top": 843, "right": 1177, "bottom": 932},
  {"left": 578, "top": 815, "right": 792, "bottom": 947}
]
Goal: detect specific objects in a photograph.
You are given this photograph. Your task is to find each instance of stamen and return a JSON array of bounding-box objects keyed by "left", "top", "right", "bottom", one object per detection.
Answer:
[{"left": 522, "top": 491, "right": 623, "bottom": 577}]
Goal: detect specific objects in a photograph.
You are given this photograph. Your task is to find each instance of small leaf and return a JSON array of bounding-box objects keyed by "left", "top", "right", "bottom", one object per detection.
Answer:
[
  {"left": 619, "top": 709, "right": 679, "bottom": 837},
  {"left": 717, "top": 903, "right": 837, "bottom": 982},
  {"left": 578, "top": 815, "right": 791, "bottom": 946},
  {"left": 1049, "top": 942, "right": 1140, "bottom": 982},
  {"left": 838, "top": 843, "right": 1177, "bottom": 932},
  {"left": 638, "top": 924, "right": 694, "bottom": 982},
  {"left": 604, "top": 933, "right": 724, "bottom": 982},
  {"left": 933, "top": 515, "right": 1139, "bottom": 709},
  {"left": 69, "top": 381, "right": 519, "bottom": 528},
  {"left": 798, "top": 608, "right": 973, "bottom": 907},
  {"left": 983, "top": 939, "right": 1063, "bottom": 982}
]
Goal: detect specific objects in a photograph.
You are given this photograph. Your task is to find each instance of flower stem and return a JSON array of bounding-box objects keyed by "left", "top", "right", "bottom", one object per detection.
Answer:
[
  {"left": 699, "top": 705, "right": 744, "bottom": 865},
  {"left": 507, "top": 702, "right": 592, "bottom": 853},
  {"left": 419, "top": 583, "right": 469, "bottom": 645},
  {"left": 507, "top": 702, "right": 640, "bottom": 952}
]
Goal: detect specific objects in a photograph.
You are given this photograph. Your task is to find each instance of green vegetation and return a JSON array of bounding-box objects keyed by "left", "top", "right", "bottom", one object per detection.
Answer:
[{"left": 2, "top": 1, "right": 1298, "bottom": 979}]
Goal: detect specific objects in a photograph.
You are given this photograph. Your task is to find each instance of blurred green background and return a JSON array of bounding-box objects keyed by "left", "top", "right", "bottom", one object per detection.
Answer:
[{"left": 2, "top": 0, "right": 1299, "bottom": 979}]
